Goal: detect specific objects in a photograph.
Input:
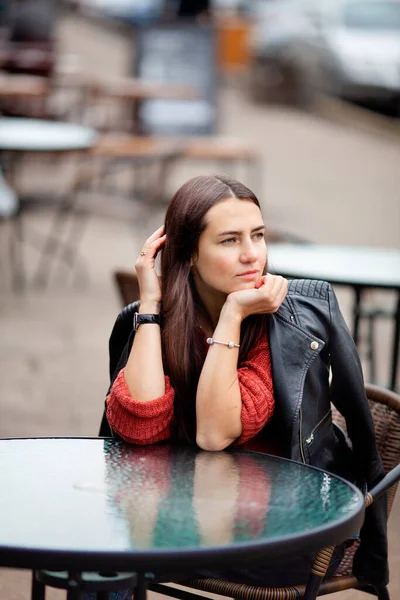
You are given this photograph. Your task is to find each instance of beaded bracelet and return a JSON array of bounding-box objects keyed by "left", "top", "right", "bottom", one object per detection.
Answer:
[{"left": 206, "top": 337, "right": 240, "bottom": 349}]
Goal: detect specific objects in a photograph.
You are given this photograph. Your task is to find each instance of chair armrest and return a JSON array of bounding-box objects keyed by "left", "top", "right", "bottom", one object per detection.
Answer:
[{"left": 368, "top": 464, "right": 400, "bottom": 503}]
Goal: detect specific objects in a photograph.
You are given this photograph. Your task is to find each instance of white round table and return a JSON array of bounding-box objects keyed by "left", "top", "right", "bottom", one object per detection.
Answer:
[
  {"left": 0, "top": 118, "right": 97, "bottom": 152},
  {"left": 268, "top": 243, "right": 400, "bottom": 391},
  {"left": 0, "top": 118, "right": 97, "bottom": 289},
  {"left": 268, "top": 244, "right": 400, "bottom": 291}
]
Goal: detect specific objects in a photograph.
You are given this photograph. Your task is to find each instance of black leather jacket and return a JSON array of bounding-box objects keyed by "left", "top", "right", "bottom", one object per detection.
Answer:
[
  {"left": 101, "top": 279, "right": 388, "bottom": 586},
  {"left": 268, "top": 279, "right": 387, "bottom": 586}
]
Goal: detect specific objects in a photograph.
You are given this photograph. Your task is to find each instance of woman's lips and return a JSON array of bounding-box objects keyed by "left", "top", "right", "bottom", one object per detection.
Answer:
[{"left": 236, "top": 270, "right": 259, "bottom": 280}]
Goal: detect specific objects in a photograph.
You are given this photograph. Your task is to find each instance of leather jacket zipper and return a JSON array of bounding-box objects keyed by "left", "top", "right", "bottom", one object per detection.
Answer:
[
  {"left": 299, "top": 408, "right": 306, "bottom": 463},
  {"left": 300, "top": 408, "right": 331, "bottom": 463},
  {"left": 305, "top": 409, "right": 331, "bottom": 446}
]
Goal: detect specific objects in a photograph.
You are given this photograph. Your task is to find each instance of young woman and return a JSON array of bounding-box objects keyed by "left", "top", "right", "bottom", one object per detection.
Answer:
[{"left": 103, "top": 174, "right": 387, "bottom": 588}]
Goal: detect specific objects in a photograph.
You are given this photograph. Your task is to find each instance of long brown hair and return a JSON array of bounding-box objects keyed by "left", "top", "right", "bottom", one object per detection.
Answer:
[{"left": 161, "top": 174, "right": 268, "bottom": 443}]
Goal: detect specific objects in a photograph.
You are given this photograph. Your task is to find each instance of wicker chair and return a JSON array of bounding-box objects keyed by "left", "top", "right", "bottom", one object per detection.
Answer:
[{"left": 149, "top": 384, "right": 400, "bottom": 600}]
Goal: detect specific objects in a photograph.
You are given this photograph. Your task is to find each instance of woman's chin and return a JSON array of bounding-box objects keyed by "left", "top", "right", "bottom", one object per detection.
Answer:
[{"left": 234, "top": 280, "right": 258, "bottom": 290}]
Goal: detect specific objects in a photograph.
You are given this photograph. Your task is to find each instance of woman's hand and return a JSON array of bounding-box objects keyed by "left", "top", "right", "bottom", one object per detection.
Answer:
[
  {"left": 135, "top": 225, "right": 166, "bottom": 308},
  {"left": 225, "top": 274, "right": 288, "bottom": 320}
]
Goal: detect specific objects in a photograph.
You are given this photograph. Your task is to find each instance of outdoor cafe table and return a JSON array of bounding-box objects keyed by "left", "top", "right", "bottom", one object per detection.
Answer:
[
  {"left": 267, "top": 243, "right": 400, "bottom": 391},
  {"left": 0, "top": 117, "right": 97, "bottom": 288},
  {"left": 0, "top": 438, "right": 365, "bottom": 600}
]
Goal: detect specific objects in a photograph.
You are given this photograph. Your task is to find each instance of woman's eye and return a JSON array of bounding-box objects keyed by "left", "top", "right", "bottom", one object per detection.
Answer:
[
  {"left": 252, "top": 232, "right": 265, "bottom": 240},
  {"left": 221, "top": 237, "right": 236, "bottom": 244}
]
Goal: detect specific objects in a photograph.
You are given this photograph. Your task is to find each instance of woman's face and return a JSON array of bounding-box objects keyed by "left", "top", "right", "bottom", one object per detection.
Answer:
[{"left": 192, "top": 197, "right": 267, "bottom": 299}]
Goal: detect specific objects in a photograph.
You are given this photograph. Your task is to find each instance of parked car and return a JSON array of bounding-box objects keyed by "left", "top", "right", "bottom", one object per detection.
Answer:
[
  {"left": 249, "top": 0, "right": 400, "bottom": 109},
  {"left": 248, "top": 0, "right": 314, "bottom": 104}
]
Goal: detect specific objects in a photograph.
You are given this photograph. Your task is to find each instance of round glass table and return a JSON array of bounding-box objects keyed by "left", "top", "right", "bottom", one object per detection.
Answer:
[{"left": 0, "top": 438, "right": 364, "bottom": 579}]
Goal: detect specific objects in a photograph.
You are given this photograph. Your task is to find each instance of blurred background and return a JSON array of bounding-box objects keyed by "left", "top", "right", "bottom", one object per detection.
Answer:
[{"left": 0, "top": 1, "right": 399, "bottom": 598}]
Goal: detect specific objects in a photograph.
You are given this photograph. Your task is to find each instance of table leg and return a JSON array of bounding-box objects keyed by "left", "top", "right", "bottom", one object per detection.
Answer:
[
  {"left": 390, "top": 292, "right": 400, "bottom": 392},
  {"left": 352, "top": 286, "right": 363, "bottom": 346},
  {"left": 66, "top": 572, "right": 83, "bottom": 600},
  {"left": 31, "top": 571, "right": 45, "bottom": 600},
  {"left": 31, "top": 189, "right": 79, "bottom": 287},
  {"left": 367, "top": 312, "right": 377, "bottom": 384},
  {"left": 32, "top": 157, "right": 93, "bottom": 289},
  {"left": 7, "top": 213, "right": 25, "bottom": 291},
  {"left": 303, "top": 545, "right": 335, "bottom": 600},
  {"left": 1, "top": 154, "right": 25, "bottom": 290},
  {"left": 134, "top": 573, "right": 151, "bottom": 600},
  {"left": 66, "top": 588, "right": 82, "bottom": 600},
  {"left": 51, "top": 199, "right": 91, "bottom": 288}
]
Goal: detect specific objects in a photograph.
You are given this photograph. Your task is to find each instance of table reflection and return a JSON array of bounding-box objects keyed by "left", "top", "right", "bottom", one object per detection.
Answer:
[{"left": 103, "top": 443, "right": 273, "bottom": 549}]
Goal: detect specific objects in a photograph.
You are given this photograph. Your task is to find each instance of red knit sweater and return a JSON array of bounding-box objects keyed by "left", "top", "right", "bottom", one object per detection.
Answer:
[{"left": 106, "top": 330, "right": 275, "bottom": 450}]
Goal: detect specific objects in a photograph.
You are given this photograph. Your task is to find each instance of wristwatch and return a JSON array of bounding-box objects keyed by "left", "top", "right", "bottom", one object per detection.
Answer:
[{"left": 133, "top": 312, "right": 161, "bottom": 332}]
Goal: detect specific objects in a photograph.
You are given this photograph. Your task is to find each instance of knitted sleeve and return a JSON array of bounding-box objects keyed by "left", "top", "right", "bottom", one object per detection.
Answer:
[
  {"left": 106, "top": 369, "right": 174, "bottom": 444},
  {"left": 234, "top": 331, "right": 275, "bottom": 445}
]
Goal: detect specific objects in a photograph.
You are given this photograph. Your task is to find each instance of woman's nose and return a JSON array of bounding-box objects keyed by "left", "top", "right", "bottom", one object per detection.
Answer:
[{"left": 240, "top": 240, "right": 258, "bottom": 262}]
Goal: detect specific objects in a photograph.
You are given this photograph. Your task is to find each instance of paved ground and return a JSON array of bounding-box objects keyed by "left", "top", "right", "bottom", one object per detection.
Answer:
[{"left": 0, "top": 11, "right": 399, "bottom": 600}]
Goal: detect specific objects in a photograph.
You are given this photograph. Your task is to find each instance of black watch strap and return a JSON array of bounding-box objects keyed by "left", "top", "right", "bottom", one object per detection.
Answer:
[{"left": 133, "top": 312, "right": 161, "bottom": 331}]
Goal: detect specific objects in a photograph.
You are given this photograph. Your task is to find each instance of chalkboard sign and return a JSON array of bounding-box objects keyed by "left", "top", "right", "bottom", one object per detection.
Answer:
[{"left": 134, "top": 22, "right": 218, "bottom": 136}]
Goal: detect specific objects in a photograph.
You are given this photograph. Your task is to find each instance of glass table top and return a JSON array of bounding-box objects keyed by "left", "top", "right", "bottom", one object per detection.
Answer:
[{"left": 0, "top": 438, "right": 364, "bottom": 571}]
